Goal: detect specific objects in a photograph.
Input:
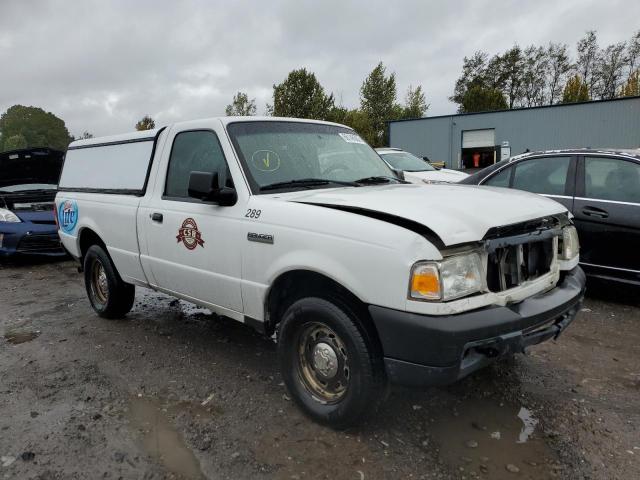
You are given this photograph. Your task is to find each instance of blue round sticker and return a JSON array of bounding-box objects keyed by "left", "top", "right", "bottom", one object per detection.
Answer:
[{"left": 58, "top": 200, "right": 78, "bottom": 233}]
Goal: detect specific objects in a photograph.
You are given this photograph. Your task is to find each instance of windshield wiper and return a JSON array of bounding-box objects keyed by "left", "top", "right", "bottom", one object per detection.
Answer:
[
  {"left": 354, "top": 176, "right": 403, "bottom": 185},
  {"left": 260, "top": 178, "right": 359, "bottom": 191}
]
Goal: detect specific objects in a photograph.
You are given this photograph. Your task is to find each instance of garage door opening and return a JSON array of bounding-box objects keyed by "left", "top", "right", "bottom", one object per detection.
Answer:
[{"left": 461, "top": 129, "right": 496, "bottom": 170}]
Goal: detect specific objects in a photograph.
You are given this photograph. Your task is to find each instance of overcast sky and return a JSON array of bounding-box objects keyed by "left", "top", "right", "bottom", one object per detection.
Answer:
[{"left": 1, "top": 0, "right": 638, "bottom": 137}]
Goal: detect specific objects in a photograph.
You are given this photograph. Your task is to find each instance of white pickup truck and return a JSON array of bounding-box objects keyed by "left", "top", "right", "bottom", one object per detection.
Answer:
[{"left": 56, "top": 117, "right": 585, "bottom": 427}]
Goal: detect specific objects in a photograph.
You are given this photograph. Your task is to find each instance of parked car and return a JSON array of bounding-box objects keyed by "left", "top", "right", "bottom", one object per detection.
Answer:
[
  {"left": 0, "top": 147, "right": 66, "bottom": 257},
  {"left": 375, "top": 147, "right": 468, "bottom": 183},
  {"left": 461, "top": 148, "right": 640, "bottom": 285},
  {"left": 56, "top": 118, "right": 584, "bottom": 427}
]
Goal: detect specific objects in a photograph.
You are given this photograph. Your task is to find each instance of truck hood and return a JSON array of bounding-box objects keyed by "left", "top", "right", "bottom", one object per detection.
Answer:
[
  {"left": 403, "top": 168, "right": 469, "bottom": 184},
  {"left": 279, "top": 184, "right": 567, "bottom": 246}
]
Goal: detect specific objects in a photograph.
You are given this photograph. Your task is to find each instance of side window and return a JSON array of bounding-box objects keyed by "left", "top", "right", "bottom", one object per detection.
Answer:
[
  {"left": 512, "top": 156, "right": 571, "bottom": 196},
  {"left": 584, "top": 156, "right": 640, "bottom": 204},
  {"left": 165, "top": 131, "right": 229, "bottom": 198},
  {"left": 484, "top": 166, "right": 512, "bottom": 187}
]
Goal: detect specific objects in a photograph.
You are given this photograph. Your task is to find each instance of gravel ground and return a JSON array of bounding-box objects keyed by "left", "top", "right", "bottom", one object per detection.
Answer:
[{"left": 0, "top": 259, "right": 638, "bottom": 480}]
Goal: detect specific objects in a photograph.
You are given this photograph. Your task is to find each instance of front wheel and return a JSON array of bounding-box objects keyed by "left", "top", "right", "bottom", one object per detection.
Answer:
[
  {"left": 278, "top": 297, "right": 386, "bottom": 428},
  {"left": 83, "top": 245, "right": 135, "bottom": 319}
]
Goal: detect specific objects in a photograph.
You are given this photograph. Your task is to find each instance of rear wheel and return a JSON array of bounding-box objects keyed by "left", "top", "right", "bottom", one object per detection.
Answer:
[
  {"left": 83, "top": 245, "right": 135, "bottom": 318},
  {"left": 278, "top": 296, "right": 385, "bottom": 428}
]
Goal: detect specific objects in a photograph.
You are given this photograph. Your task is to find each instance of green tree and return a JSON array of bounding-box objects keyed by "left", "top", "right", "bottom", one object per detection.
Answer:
[
  {"left": 271, "top": 68, "right": 334, "bottom": 120},
  {"left": 620, "top": 70, "right": 640, "bottom": 97},
  {"left": 562, "top": 74, "right": 590, "bottom": 103},
  {"left": 0, "top": 105, "right": 71, "bottom": 152},
  {"left": 344, "top": 110, "right": 376, "bottom": 146},
  {"left": 489, "top": 45, "right": 525, "bottom": 108},
  {"left": 521, "top": 45, "right": 549, "bottom": 107},
  {"left": 326, "top": 105, "right": 348, "bottom": 124},
  {"left": 3, "top": 134, "right": 28, "bottom": 151},
  {"left": 576, "top": 30, "right": 599, "bottom": 98},
  {"left": 546, "top": 43, "right": 571, "bottom": 104},
  {"left": 360, "top": 62, "right": 398, "bottom": 147},
  {"left": 225, "top": 91, "right": 257, "bottom": 116},
  {"left": 451, "top": 48, "right": 522, "bottom": 110},
  {"left": 460, "top": 84, "right": 508, "bottom": 113},
  {"left": 402, "top": 85, "right": 428, "bottom": 118},
  {"left": 627, "top": 31, "right": 640, "bottom": 79},
  {"left": 135, "top": 115, "right": 156, "bottom": 131},
  {"left": 450, "top": 51, "right": 489, "bottom": 109},
  {"left": 595, "top": 42, "right": 627, "bottom": 99}
]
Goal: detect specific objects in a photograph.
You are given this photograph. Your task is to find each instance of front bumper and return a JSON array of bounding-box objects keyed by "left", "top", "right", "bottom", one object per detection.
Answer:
[
  {"left": 0, "top": 225, "right": 65, "bottom": 257},
  {"left": 369, "top": 266, "right": 586, "bottom": 387}
]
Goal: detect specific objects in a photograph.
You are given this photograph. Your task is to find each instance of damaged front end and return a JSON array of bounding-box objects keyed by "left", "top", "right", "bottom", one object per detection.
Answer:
[
  {"left": 483, "top": 214, "right": 573, "bottom": 293},
  {"left": 408, "top": 213, "right": 578, "bottom": 312}
]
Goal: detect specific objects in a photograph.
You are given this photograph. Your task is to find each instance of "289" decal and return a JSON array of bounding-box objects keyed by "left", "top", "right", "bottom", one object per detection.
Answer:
[{"left": 245, "top": 209, "right": 262, "bottom": 219}]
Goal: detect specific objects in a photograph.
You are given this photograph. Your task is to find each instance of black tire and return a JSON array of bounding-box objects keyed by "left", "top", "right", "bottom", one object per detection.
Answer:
[
  {"left": 83, "top": 244, "right": 135, "bottom": 319},
  {"left": 278, "top": 296, "right": 386, "bottom": 428}
]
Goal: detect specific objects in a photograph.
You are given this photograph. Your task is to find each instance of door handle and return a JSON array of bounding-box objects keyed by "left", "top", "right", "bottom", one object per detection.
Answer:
[
  {"left": 150, "top": 212, "right": 163, "bottom": 223},
  {"left": 582, "top": 206, "right": 608, "bottom": 219}
]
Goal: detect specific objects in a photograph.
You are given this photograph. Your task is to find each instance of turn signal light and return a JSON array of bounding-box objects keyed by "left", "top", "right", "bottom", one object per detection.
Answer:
[{"left": 410, "top": 264, "right": 441, "bottom": 300}]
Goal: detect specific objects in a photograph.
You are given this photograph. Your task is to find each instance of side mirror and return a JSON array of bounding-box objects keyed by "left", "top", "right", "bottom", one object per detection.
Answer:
[{"left": 188, "top": 171, "right": 237, "bottom": 206}]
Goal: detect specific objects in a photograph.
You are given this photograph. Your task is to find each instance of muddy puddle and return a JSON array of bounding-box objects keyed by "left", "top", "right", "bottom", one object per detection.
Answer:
[
  {"left": 126, "top": 396, "right": 219, "bottom": 479},
  {"left": 429, "top": 397, "right": 559, "bottom": 478},
  {"left": 4, "top": 329, "right": 40, "bottom": 344}
]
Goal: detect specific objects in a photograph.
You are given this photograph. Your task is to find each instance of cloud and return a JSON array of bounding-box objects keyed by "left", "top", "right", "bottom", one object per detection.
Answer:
[{"left": 0, "top": 0, "right": 638, "bottom": 136}]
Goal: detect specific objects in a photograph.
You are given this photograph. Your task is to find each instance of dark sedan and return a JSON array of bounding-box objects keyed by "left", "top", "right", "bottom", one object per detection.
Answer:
[
  {"left": 0, "top": 147, "right": 66, "bottom": 257},
  {"left": 461, "top": 148, "right": 640, "bottom": 286}
]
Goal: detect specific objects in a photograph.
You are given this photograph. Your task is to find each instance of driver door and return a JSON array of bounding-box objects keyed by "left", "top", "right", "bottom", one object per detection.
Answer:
[{"left": 140, "top": 127, "right": 246, "bottom": 315}]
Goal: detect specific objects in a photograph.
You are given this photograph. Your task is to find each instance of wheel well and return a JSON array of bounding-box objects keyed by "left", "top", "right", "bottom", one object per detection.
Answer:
[
  {"left": 79, "top": 228, "right": 106, "bottom": 263},
  {"left": 265, "top": 270, "right": 383, "bottom": 353}
]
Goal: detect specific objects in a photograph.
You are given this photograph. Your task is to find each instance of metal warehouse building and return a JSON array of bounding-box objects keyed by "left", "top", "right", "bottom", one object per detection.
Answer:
[{"left": 388, "top": 96, "right": 640, "bottom": 170}]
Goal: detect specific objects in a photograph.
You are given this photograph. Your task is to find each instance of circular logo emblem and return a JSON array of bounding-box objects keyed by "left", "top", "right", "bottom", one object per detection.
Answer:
[
  {"left": 58, "top": 200, "right": 78, "bottom": 233},
  {"left": 251, "top": 150, "right": 281, "bottom": 172},
  {"left": 176, "top": 217, "right": 205, "bottom": 250}
]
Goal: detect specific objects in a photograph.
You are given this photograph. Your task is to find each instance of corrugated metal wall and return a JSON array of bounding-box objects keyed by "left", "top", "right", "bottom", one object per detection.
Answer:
[{"left": 388, "top": 97, "right": 640, "bottom": 169}]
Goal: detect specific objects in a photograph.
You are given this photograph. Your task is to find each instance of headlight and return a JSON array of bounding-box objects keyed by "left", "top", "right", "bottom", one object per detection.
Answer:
[
  {"left": 559, "top": 226, "right": 579, "bottom": 260},
  {"left": 0, "top": 208, "right": 21, "bottom": 223},
  {"left": 410, "top": 252, "right": 484, "bottom": 301}
]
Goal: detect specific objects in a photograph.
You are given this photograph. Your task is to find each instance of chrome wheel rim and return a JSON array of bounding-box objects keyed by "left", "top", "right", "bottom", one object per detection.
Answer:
[
  {"left": 296, "top": 322, "right": 350, "bottom": 404},
  {"left": 91, "top": 260, "right": 109, "bottom": 305}
]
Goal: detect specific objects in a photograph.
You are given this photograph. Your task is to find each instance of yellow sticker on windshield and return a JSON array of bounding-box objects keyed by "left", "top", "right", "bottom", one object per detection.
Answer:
[{"left": 251, "top": 150, "right": 281, "bottom": 172}]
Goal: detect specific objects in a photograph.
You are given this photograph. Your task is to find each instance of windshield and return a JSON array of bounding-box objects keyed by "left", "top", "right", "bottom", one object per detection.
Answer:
[
  {"left": 380, "top": 151, "right": 435, "bottom": 172},
  {"left": 227, "top": 121, "right": 395, "bottom": 193},
  {"left": 0, "top": 183, "right": 57, "bottom": 193}
]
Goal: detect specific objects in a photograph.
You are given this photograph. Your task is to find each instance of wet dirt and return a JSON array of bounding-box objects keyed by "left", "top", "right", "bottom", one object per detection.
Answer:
[
  {"left": 4, "top": 328, "right": 40, "bottom": 344},
  {"left": 126, "top": 396, "right": 208, "bottom": 479},
  {"left": 429, "top": 398, "right": 555, "bottom": 479},
  {"left": 1, "top": 261, "right": 639, "bottom": 479}
]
